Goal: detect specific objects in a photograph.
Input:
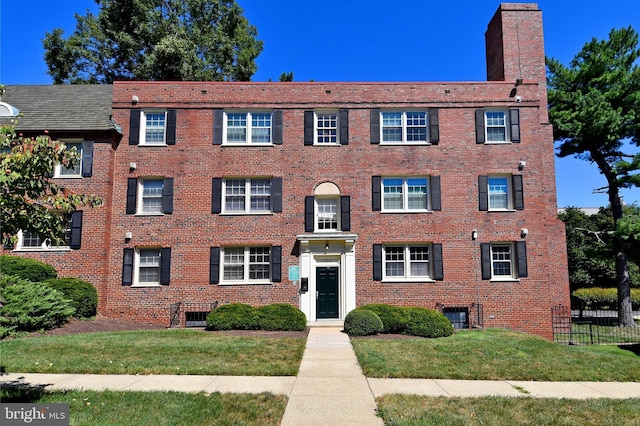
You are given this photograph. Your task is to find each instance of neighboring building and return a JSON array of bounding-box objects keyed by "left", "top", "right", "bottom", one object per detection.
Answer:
[{"left": 2, "top": 3, "right": 569, "bottom": 339}]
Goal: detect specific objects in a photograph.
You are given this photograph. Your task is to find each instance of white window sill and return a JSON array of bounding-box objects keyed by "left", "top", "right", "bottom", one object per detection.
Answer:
[
  {"left": 131, "top": 284, "right": 162, "bottom": 288},
  {"left": 54, "top": 175, "right": 83, "bottom": 179},
  {"left": 313, "top": 143, "right": 341, "bottom": 146},
  {"left": 221, "top": 143, "right": 274, "bottom": 147},
  {"left": 490, "top": 278, "right": 520, "bottom": 283},
  {"left": 13, "top": 248, "right": 72, "bottom": 252},
  {"left": 135, "top": 213, "right": 165, "bottom": 217},
  {"left": 487, "top": 209, "right": 516, "bottom": 213},
  {"left": 220, "top": 211, "right": 273, "bottom": 216},
  {"left": 138, "top": 143, "right": 168, "bottom": 147},
  {"left": 483, "top": 141, "right": 512, "bottom": 145},
  {"left": 382, "top": 278, "right": 435, "bottom": 283},
  {"left": 218, "top": 281, "right": 272, "bottom": 286},
  {"left": 380, "top": 142, "right": 431, "bottom": 146},
  {"left": 381, "top": 210, "right": 433, "bottom": 214}
]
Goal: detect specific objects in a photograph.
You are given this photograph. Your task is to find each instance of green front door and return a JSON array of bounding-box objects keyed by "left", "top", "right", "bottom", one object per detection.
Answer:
[{"left": 316, "top": 266, "right": 339, "bottom": 319}]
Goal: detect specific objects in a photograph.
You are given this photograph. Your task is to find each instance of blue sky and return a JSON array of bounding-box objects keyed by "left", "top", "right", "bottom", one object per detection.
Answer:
[{"left": 1, "top": 0, "right": 639, "bottom": 208}]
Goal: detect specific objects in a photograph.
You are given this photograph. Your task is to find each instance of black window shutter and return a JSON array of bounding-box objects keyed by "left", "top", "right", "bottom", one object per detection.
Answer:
[
  {"left": 432, "top": 243, "right": 444, "bottom": 280},
  {"left": 122, "top": 248, "right": 134, "bottom": 286},
  {"left": 509, "top": 108, "right": 520, "bottom": 143},
  {"left": 160, "top": 247, "right": 171, "bottom": 285},
  {"left": 478, "top": 176, "right": 488, "bottom": 211},
  {"left": 211, "top": 178, "right": 222, "bottom": 214},
  {"left": 372, "top": 176, "right": 382, "bottom": 211},
  {"left": 126, "top": 178, "right": 138, "bottom": 214},
  {"left": 373, "top": 244, "right": 383, "bottom": 281},
  {"left": 304, "top": 196, "right": 314, "bottom": 232},
  {"left": 480, "top": 243, "right": 491, "bottom": 280},
  {"left": 271, "top": 246, "right": 282, "bottom": 282},
  {"left": 81, "top": 141, "right": 94, "bottom": 177},
  {"left": 129, "top": 110, "right": 140, "bottom": 145},
  {"left": 516, "top": 241, "right": 528, "bottom": 278},
  {"left": 304, "top": 110, "right": 314, "bottom": 145},
  {"left": 370, "top": 109, "right": 380, "bottom": 144},
  {"left": 162, "top": 177, "right": 174, "bottom": 214},
  {"left": 209, "top": 247, "right": 220, "bottom": 284},
  {"left": 272, "top": 110, "right": 283, "bottom": 145},
  {"left": 512, "top": 175, "right": 524, "bottom": 210},
  {"left": 430, "top": 176, "right": 441, "bottom": 211},
  {"left": 166, "top": 110, "right": 177, "bottom": 145},
  {"left": 69, "top": 210, "right": 83, "bottom": 250},
  {"left": 271, "top": 178, "right": 283, "bottom": 213},
  {"left": 213, "top": 110, "right": 223, "bottom": 145},
  {"left": 475, "top": 110, "right": 485, "bottom": 144},
  {"left": 429, "top": 108, "right": 439, "bottom": 144},
  {"left": 339, "top": 109, "right": 349, "bottom": 145},
  {"left": 340, "top": 196, "right": 351, "bottom": 231}
]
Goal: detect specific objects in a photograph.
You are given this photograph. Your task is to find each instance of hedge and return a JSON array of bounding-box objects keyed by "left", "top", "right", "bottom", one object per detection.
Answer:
[
  {"left": 404, "top": 307, "right": 454, "bottom": 338},
  {"left": 0, "top": 256, "right": 57, "bottom": 282},
  {"left": 206, "top": 303, "right": 307, "bottom": 331},
  {"left": 43, "top": 277, "right": 98, "bottom": 319},
  {"left": 257, "top": 304, "right": 307, "bottom": 331},
  {"left": 344, "top": 309, "right": 383, "bottom": 336},
  {"left": 573, "top": 287, "right": 640, "bottom": 309},
  {"left": 356, "top": 304, "right": 409, "bottom": 333}
]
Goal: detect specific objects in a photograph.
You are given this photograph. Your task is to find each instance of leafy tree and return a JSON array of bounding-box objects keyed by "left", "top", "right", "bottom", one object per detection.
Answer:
[
  {"left": 547, "top": 27, "right": 640, "bottom": 326},
  {"left": 279, "top": 72, "right": 294, "bottom": 82},
  {"left": 43, "top": 0, "right": 263, "bottom": 84},
  {"left": 1, "top": 88, "right": 102, "bottom": 244}
]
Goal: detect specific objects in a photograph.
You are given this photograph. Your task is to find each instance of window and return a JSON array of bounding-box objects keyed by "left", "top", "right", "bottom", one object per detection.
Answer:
[
  {"left": 223, "top": 246, "right": 271, "bottom": 283},
  {"left": 122, "top": 247, "right": 171, "bottom": 286},
  {"left": 304, "top": 110, "right": 349, "bottom": 145},
  {"left": 373, "top": 243, "right": 444, "bottom": 281},
  {"left": 381, "top": 111, "right": 427, "bottom": 143},
  {"left": 223, "top": 178, "right": 271, "bottom": 213},
  {"left": 480, "top": 241, "right": 527, "bottom": 280},
  {"left": 16, "top": 211, "right": 83, "bottom": 251},
  {"left": 475, "top": 109, "right": 520, "bottom": 144},
  {"left": 53, "top": 140, "right": 93, "bottom": 178},
  {"left": 372, "top": 176, "right": 441, "bottom": 212},
  {"left": 443, "top": 307, "right": 469, "bottom": 329},
  {"left": 478, "top": 175, "right": 524, "bottom": 211},
  {"left": 126, "top": 178, "right": 174, "bottom": 215},
  {"left": 316, "top": 198, "right": 339, "bottom": 231},
  {"left": 129, "top": 110, "right": 176, "bottom": 146},
  {"left": 225, "top": 112, "right": 272, "bottom": 144},
  {"left": 304, "top": 183, "right": 350, "bottom": 233}
]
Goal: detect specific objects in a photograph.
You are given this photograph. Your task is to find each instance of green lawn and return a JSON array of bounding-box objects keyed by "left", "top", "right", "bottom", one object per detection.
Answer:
[
  {"left": 0, "top": 329, "right": 306, "bottom": 376},
  {"left": 352, "top": 329, "right": 640, "bottom": 381},
  {"left": 1, "top": 389, "right": 286, "bottom": 426},
  {"left": 376, "top": 395, "right": 640, "bottom": 426}
]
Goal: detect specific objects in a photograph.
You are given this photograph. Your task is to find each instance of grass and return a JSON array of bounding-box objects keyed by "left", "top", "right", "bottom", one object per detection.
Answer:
[
  {"left": 376, "top": 395, "right": 640, "bottom": 426},
  {"left": 352, "top": 329, "right": 640, "bottom": 381},
  {"left": 0, "top": 329, "right": 305, "bottom": 376},
  {"left": 1, "top": 388, "right": 286, "bottom": 426}
]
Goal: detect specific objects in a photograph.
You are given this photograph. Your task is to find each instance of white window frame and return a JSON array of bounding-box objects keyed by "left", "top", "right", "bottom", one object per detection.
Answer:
[
  {"left": 54, "top": 139, "right": 83, "bottom": 178},
  {"left": 220, "top": 246, "right": 271, "bottom": 284},
  {"left": 222, "top": 178, "right": 272, "bottom": 214},
  {"left": 223, "top": 111, "right": 273, "bottom": 145},
  {"left": 382, "top": 244, "right": 433, "bottom": 282},
  {"left": 315, "top": 196, "right": 340, "bottom": 232},
  {"left": 381, "top": 177, "right": 430, "bottom": 212},
  {"left": 380, "top": 111, "right": 429, "bottom": 144},
  {"left": 315, "top": 111, "right": 339, "bottom": 145},
  {"left": 487, "top": 174, "right": 513, "bottom": 211},
  {"left": 484, "top": 109, "right": 509, "bottom": 143},
  {"left": 133, "top": 247, "right": 162, "bottom": 287},
  {"left": 490, "top": 243, "right": 515, "bottom": 280},
  {"left": 140, "top": 110, "right": 168, "bottom": 146},
  {"left": 138, "top": 178, "right": 165, "bottom": 215},
  {"left": 16, "top": 213, "right": 72, "bottom": 251}
]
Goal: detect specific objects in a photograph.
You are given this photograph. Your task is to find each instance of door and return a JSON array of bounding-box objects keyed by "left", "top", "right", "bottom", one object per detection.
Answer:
[{"left": 316, "top": 266, "right": 339, "bottom": 318}]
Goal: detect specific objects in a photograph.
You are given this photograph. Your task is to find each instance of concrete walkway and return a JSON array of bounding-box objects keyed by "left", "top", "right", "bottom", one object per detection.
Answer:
[{"left": 3, "top": 326, "right": 640, "bottom": 423}]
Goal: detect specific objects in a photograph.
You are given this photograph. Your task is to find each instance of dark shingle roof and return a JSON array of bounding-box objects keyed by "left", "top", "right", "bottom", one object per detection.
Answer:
[{"left": 0, "top": 85, "right": 117, "bottom": 132}]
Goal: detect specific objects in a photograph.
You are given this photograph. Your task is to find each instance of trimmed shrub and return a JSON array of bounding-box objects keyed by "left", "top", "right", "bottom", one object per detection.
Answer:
[
  {"left": 0, "top": 276, "right": 74, "bottom": 336},
  {"left": 0, "top": 256, "right": 57, "bottom": 282},
  {"left": 206, "top": 303, "right": 259, "bottom": 330},
  {"left": 404, "top": 307, "right": 454, "bottom": 338},
  {"left": 344, "top": 309, "right": 383, "bottom": 337},
  {"left": 43, "top": 278, "right": 98, "bottom": 319},
  {"left": 257, "top": 304, "right": 307, "bottom": 331},
  {"left": 573, "top": 287, "right": 640, "bottom": 309},
  {"left": 356, "top": 304, "right": 410, "bottom": 333}
]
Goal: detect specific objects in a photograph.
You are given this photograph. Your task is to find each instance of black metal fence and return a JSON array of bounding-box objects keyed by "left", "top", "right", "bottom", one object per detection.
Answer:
[
  {"left": 552, "top": 305, "right": 640, "bottom": 345},
  {"left": 169, "top": 301, "right": 218, "bottom": 328}
]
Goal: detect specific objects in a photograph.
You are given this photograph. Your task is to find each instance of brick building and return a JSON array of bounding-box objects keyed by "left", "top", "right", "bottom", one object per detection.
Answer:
[{"left": 2, "top": 3, "right": 569, "bottom": 338}]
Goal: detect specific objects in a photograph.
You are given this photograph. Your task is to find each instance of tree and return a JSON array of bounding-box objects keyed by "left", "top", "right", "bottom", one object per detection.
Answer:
[
  {"left": 43, "top": 0, "right": 263, "bottom": 84},
  {"left": 0, "top": 96, "right": 102, "bottom": 244},
  {"left": 547, "top": 27, "right": 640, "bottom": 326}
]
